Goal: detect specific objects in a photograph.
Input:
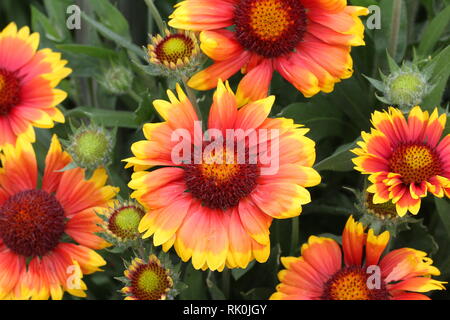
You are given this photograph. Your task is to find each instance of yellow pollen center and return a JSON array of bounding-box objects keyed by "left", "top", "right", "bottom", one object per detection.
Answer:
[
  {"left": 328, "top": 271, "right": 371, "bottom": 300},
  {"left": 138, "top": 269, "right": 160, "bottom": 293},
  {"left": 249, "top": 0, "right": 292, "bottom": 41},
  {"left": 163, "top": 38, "right": 188, "bottom": 56},
  {"left": 200, "top": 149, "right": 239, "bottom": 184},
  {"left": 389, "top": 144, "right": 441, "bottom": 184}
]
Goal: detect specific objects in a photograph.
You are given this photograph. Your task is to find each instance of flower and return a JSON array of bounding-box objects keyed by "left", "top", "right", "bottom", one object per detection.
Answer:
[
  {"left": 0, "top": 22, "right": 71, "bottom": 147},
  {"left": 120, "top": 255, "right": 174, "bottom": 300},
  {"left": 147, "top": 29, "right": 202, "bottom": 77},
  {"left": 169, "top": 0, "right": 368, "bottom": 105},
  {"left": 99, "top": 201, "right": 146, "bottom": 245},
  {"left": 365, "top": 58, "right": 431, "bottom": 110},
  {"left": 65, "top": 123, "right": 114, "bottom": 170},
  {"left": 0, "top": 136, "right": 119, "bottom": 299},
  {"left": 270, "top": 216, "right": 446, "bottom": 300},
  {"left": 98, "top": 63, "right": 134, "bottom": 95},
  {"left": 352, "top": 106, "right": 450, "bottom": 216},
  {"left": 124, "top": 80, "right": 321, "bottom": 271}
]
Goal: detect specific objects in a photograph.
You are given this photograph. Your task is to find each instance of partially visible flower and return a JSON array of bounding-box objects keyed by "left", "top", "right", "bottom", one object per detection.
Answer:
[
  {"left": 169, "top": 0, "right": 368, "bottom": 105},
  {"left": 0, "top": 22, "right": 71, "bottom": 147},
  {"left": 124, "top": 80, "right": 321, "bottom": 271},
  {"left": 352, "top": 106, "right": 450, "bottom": 216},
  {"left": 270, "top": 216, "right": 446, "bottom": 300},
  {"left": 0, "top": 136, "right": 119, "bottom": 299},
  {"left": 147, "top": 29, "right": 202, "bottom": 78},
  {"left": 119, "top": 254, "right": 175, "bottom": 300},
  {"left": 98, "top": 63, "right": 134, "bottom": 95},
  {"left": 99, "top": 201, "right": 145, "bottom": 246},
  {"left": 65, "top": 123, "right": 114, "bottom": 170}
]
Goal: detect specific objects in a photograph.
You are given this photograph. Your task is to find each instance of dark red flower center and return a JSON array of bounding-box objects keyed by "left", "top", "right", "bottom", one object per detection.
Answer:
[
  {"left": 184, "top": 143, "right": 260, "bottom": 210},
  {"left": 130, "top": 262, "right": 172, "bottom": 300},
  {"left": 155, "top": 34, "right": 194, "bottom": 65},
  {"left": 234, "top": 0, "right": 307, "bottom": 58},
  {"left": 0, "top": 68, "right": 21, "bottom": 116},
  {"left": 0, "top": 189, "right": 66, "bottom": 257},
  {"left": 389, "top": 143, "right": 442, "bottom": 184},
  {"left": 321, "top": 266, "right": 389, "bottom": 300}
]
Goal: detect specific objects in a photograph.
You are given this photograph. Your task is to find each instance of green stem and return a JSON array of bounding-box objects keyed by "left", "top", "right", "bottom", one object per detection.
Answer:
[
  {"left": 182, "top": 76, "right": 202, "bottom": 120},
  {"left": 290, "top": 216, "right": 299, "bottom": 256},
  {"left": 145, "top": 0, "right": 165, "bottom": 34},
  {"left": 388, "top": 0, "right": 402, "bottom": 58},
  {"left": 221, "top": 268, "right": 230, "bottom": 298},
  {"left": 128, "top": 89, "right": 142, "bottom": 104}
]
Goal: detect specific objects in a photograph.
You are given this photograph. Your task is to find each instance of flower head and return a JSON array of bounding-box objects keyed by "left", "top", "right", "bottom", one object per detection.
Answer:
[
  {"left": 0, "top": 22, "right": 71, "bottom": 147},
  {"left": 98, "top": 63, "right": 134, "bottom": 95},
  {"left": 352, "top": 106, "right": 450, "bottom": 216},
  {"left": 0, "top": 136, "right": 119, "bottom": 299},
  {"left": 99, "top": 201, "right": 145, "bottom": 245},
  {"left": 270, "top": 216, "right": 446, "bottom": 300},
  {"left": 367, "top": 60, "right": 430, "bottom": 110},
  {"left": 147, "top": 29, "right": 202, "bottom": 77},
  {"left": 169, "top": 0, "right": 368, "bottom": 104},
  {"left": 120, "top": 255, "right": 174, "bottom": 300},
  {"left": 66, "top": 123, "right": 114, "bottom": 170},
  {"left": 124, "top": 80, "right": 321, "bottom": 271}
]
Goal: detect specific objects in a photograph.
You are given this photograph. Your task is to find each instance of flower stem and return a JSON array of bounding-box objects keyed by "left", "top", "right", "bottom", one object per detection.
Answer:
[
  {"left": 388, "top": 0, "right": 402, "bottom": 58},
  {"left": 290, "top": 216, "right": 299, "bottom": 256},
  {"left": 128, "top": 89, "right": 142, "bottom": 104},
  {"left": 145, "top": 0, "right": 165, "bottom": 34}
]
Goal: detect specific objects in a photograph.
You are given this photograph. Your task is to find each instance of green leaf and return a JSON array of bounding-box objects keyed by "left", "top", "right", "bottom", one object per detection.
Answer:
[
  {"left": 393, "top": 219, "right": 439, "bottom": 256},
  {"left": 314, "top": 142, "right": 357, "bottom": 172},
  {"left": 231, "top": 261, "right": 255, "bottom": 281},
  {"left": 65, "top": 107, "right": 139, "bottom": 129},
  {"left": 206, "top": 272, "right": 226, "bottom": 300},
  {"left": 81, "top": 12, "right": 146, "bottom": 60},
  {"left": 180, "top": 264, "right": 208, "bottom": 300},
  {"left": 134, "top": 91, "right": 155, "bottom": 125},
  {"left": 376, "top": 0, "right": 408, "bottom": 61},
  {"left": 435, "top": 198, "right": 450, "bottom": 237},
  {"left": 43, "top": 0, "right": 72, "bottom": 42},
  {"left": 56, "top": 44, "right": 118, "bottom": 59},
  {"left": 422, "top": 45, "right": 450, "bottom": 109},
  {"left": 280, "top": 101, "right": 357, "bottom": 141},
  {"left": 31, "top": 5, "right": 64, "bottom": 43},
  {"left": 90, "top": 0, "right": 131, "bottom": 39},
  {"left": 417, "top": 4, "right": 450, "bottom": 57}
]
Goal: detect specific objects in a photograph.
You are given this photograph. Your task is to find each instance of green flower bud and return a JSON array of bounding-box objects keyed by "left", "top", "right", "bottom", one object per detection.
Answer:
[
  {"left": 385, "top": 66, "right": 427, "bottom": 108},
  {"left": 100, "top": 64, "right": 134, "bottom": 95},
  {"left": 67, "top": 124, "right": 113, "bottom": 169}
]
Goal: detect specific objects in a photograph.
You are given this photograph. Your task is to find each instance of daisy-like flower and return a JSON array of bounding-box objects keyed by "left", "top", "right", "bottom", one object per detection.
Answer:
[
  {"left": 99, "top": 201, "right": 146, "bottom": 245},
  {"left": 0, "top": 23, "right": 71, "bottom": 147},
  {"left": 169, "top": 0, "right": 368, "bottom": 105},
  {"left": 352, "top": 106, "right": 450, "bottom": 217},
  {"left": 0, "top": 136, "right": 118, "bottom": 300},
  {"left": 124, "top": 80, "right": 321, "bottom": 271},
  {"left": 120, "top": 255, "right": 174, "bottom": 300},
  {"left": 270, "top": 216, "right": 446, "bottom": 300},
  {"left": 147, "top": 29, "right": 202, "bottom": 77}
]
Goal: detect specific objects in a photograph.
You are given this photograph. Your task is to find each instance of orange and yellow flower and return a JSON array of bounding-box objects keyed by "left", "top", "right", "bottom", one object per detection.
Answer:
[
  {"left": 121, "top": 255, "right": 173, "bottom": 300},
  {"left": 0, "top": 136, "right": 118, "bottom": 300},
  {"left": 169, "top": 0, "right": 368, "bottom": 105},
  {"left": 270, "top": 216, "right": 446, "bottom": 300},
  {"left": 124, "top": 80, "right": 321, "bottom": 271},
  {"left": 0, "top": 22, "right": 71, "bottom": 147},
  {"left": 352, "top": 106, "right": 450, "bottom": 217}
]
